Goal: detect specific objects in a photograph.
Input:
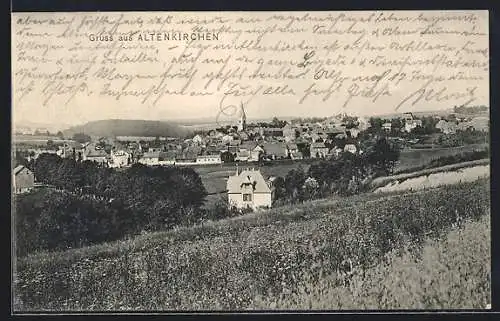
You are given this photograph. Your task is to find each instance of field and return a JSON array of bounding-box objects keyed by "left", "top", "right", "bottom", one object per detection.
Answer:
[
  {"left": 395, "top": 143, "right": 488, "bottom": 173},
  {"left": 14, "top": 178, "right": 490, "bottom": 311},
  {"left": 13, "top": 135, "right": 75, "bottom": 147},
  {"left": 253, "top": 214, "right": 491, "bottom": 309}
]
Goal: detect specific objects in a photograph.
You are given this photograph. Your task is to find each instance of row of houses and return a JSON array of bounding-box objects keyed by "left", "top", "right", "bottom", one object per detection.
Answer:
[
  {"left": 381, "top": 113, "right": 489, "bottom": 134},
  {"left": 435, "top": 117, "right": 489, "bottom": 134}
]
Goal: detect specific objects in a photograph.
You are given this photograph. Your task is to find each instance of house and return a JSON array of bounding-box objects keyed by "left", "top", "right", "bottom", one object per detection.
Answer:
[
  {"left": 83, "top": 143, "right": 109, "bottom": 164},
  {"left": 249, "top": 145, "right": 265, "bottom": 162},
  {"left": 13, "top": 165, "right": 35, "bottom": 194},
  {"left": 192, "top": 134, "right": 204, "bottom": 144},
  {"left": 311, "top": 132, "right": 323, "bottom": 143},
  {"left": 260, "top": 127, "right": 284, "bottom": 138},
  {"left": 261, "top": 142, "right": 288, "bottom": 160},
  {"left": 228, "top": 141, "right": 240, "bottom": 154},
  {"left": 148, "top": 147, "right": 164, "bottom": 153},
  {"left": 404, "top": 119, "right": 423, "bottom": 133},
  {"left": 235, "top": 149, "right": 250, "bottom": 162},
  {"left": 436, "top": 120, "right": 458, "bottom": 134},
  {"left": 222, "top": 134, "right": 234, "bottom": 144},
  {"left": 196, "top": 155, "right": 222, "bottom": 165},
  {"left": 159, "top": 151, "right": 178, "bottom": 165},
  {"left": 138, "top": 151, "right": 161, "bottom": 166},
  {"left": 344, "top": 144, "right": 357, "bottom": 154},
  {"left": 286, "top": 143, "right": 299, "bottom": 157},
  {"left": 310, "top": 142, "right": 329, "bottom": 158},
  {"left": 329, "top": 147, "right": 344, "bottom": 159},
  {"left": 205, "top": 144, "right": 221, "bottom": 155},
  {"left": 109, "top": 150, "right": 130, "bottom": 168},
  {"left": 357, "top": 117, "right": 371, "bottom": 131},
  {"left": 57, "top": 142, "right": 83, "bottom": 159},
  {"left": 348, "top": 128, "right": 360, "bottom": 138},
  {"left": 403, "top": 112, "right": 414, "bottom": 122},
  {"left": 237, "top": 131, "right": 249, "bottom": 141},
  {"left": 382, "top": 122, "right": 392, "bottom": 132},
  {"left": 217, "top": 144, "right": 229, "bottom": 153},
  {"left": 227, "top": 168, "right": 272, "bottom": 210},
  {"left": 282, "top": 123, "right": 296, "bottom": 142},
  {"left": 290, "top": 151, "right": 303, "bottom": 160}
]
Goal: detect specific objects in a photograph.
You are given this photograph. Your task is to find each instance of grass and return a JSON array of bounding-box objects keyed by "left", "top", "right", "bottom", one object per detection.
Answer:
[
  {"left": 253, "top": 214, "right": 491, "bottom": 310},
  {"left": 13, "top": 178, "right": 490, "bottom": 311},
  {"left": 395, "top": 143, "right": 488, "bottom": 173}
]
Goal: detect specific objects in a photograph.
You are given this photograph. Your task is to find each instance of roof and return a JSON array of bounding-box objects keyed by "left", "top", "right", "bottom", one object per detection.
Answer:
[
  {"left": 86, "top": 149, "right": 109, "bottom": 157},
  {"left": 261, "top": 142, "right": 287, "bottom": 157},
  {"left": 229, "top": 139, "right": 241, "bottom": 146},
  {"left": 14, "top": 165, "right": 29, "bottom": 175},
  {"left": 85, "top": 143, "right": 109, "bottom": 157},
  {"left": 240, "top": 141, "right": 258, "bottom": 151},
  {"left": 263, "top": 127, "right": 284, "bottom": 132},
  {"left": 237, "top": 132, "right": 249, "bottom": 139},
  {"left": 159, "top": 151, "right": 177, "bottom": 160},
  {"left": 227, "top": 169, "right": 271, "bottom": 194},
  {"left": 310, "top": 142, "right": 327, "bottom": 148},
  {"left": 236, "top": 150, "right": 250, "bottom": 157},
  {"left": 142, "top": 151, "right": 160, "bottom": 158}
]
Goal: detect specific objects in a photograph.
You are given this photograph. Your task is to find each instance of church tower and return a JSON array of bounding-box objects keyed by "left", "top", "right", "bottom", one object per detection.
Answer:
[{"left": 237, "top": 102, "right": 246, "bottom": 132}]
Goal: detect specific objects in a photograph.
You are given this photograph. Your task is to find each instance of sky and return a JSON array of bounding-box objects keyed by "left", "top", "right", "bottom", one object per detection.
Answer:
[{"left": 12, "top": 11, "right": 489, "bottom": 127}]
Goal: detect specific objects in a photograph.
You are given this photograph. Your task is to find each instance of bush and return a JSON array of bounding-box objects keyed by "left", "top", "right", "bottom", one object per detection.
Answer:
[{"left": 16, "top": 159, "right": 208, "bottom": 256}]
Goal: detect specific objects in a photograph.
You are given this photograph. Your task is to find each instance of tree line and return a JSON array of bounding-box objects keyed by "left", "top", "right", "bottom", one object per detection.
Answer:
[
  {"left": 273, "top": 136, "right": 400, "bottom": 204},
  {"left": 15, "top": 154, "right": 207, "bottom": 256}
]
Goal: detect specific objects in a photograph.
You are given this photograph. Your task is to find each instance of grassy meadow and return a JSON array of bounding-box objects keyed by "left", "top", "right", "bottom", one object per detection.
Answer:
[
  {"left": 14, "top": 178, "right": 490, "bottom": 311},
  {"left": 395, "top": 143, "right": 488, "bottom": 173},
  {"left": 253, "top": 214, "right": 491, "bottom": 310}
]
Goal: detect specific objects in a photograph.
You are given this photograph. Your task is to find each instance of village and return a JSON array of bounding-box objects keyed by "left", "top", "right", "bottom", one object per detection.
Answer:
[
  {"left": 14, "top": 106, "right": 488, "bottom": 167},
  {"left": 13, "top": 105, "right": 489, "bottom": 211}
]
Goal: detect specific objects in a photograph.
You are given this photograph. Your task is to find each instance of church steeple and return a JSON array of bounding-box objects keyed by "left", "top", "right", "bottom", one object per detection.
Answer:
[{"left": 237, "top": 102, "right": 246, "bottom": 132}]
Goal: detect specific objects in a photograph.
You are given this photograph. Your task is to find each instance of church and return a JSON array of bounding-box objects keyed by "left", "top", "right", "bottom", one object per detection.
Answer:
[{"left": 237, "top": 102, "right": 247, "bottom": 132}]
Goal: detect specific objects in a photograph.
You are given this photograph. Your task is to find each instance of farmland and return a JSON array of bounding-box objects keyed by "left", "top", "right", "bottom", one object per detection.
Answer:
[
  {"left": 395, "top": 143, "right": 488, "bottom": 173},
  {"left": 14, "top": 178, "right": 490, "bottom": 311}
]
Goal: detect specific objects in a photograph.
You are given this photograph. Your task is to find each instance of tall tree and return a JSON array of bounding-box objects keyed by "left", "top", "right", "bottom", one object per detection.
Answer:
[{"left": 364, "top": 137, "right": 400, "bottom": 176}]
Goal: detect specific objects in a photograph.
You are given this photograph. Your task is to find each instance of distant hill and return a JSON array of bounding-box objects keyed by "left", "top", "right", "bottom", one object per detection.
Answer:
[{"left": 63, "top": 119, "right": 191, "bottom": 139}]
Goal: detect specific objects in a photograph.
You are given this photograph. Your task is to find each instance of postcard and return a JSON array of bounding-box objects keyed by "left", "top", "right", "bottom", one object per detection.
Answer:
[{"left": 11, "top": 10, "right": 490, "bottom": 312}]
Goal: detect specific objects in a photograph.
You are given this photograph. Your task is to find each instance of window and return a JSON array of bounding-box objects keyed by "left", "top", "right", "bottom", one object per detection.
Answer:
[{"left": 243, "top": 193, "right": 252, "bottom": 202}]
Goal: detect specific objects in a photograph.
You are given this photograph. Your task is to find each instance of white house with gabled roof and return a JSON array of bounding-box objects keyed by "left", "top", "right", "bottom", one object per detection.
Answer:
[{"left": 226, "top": 168, "right": 272, "bottom": 210}]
